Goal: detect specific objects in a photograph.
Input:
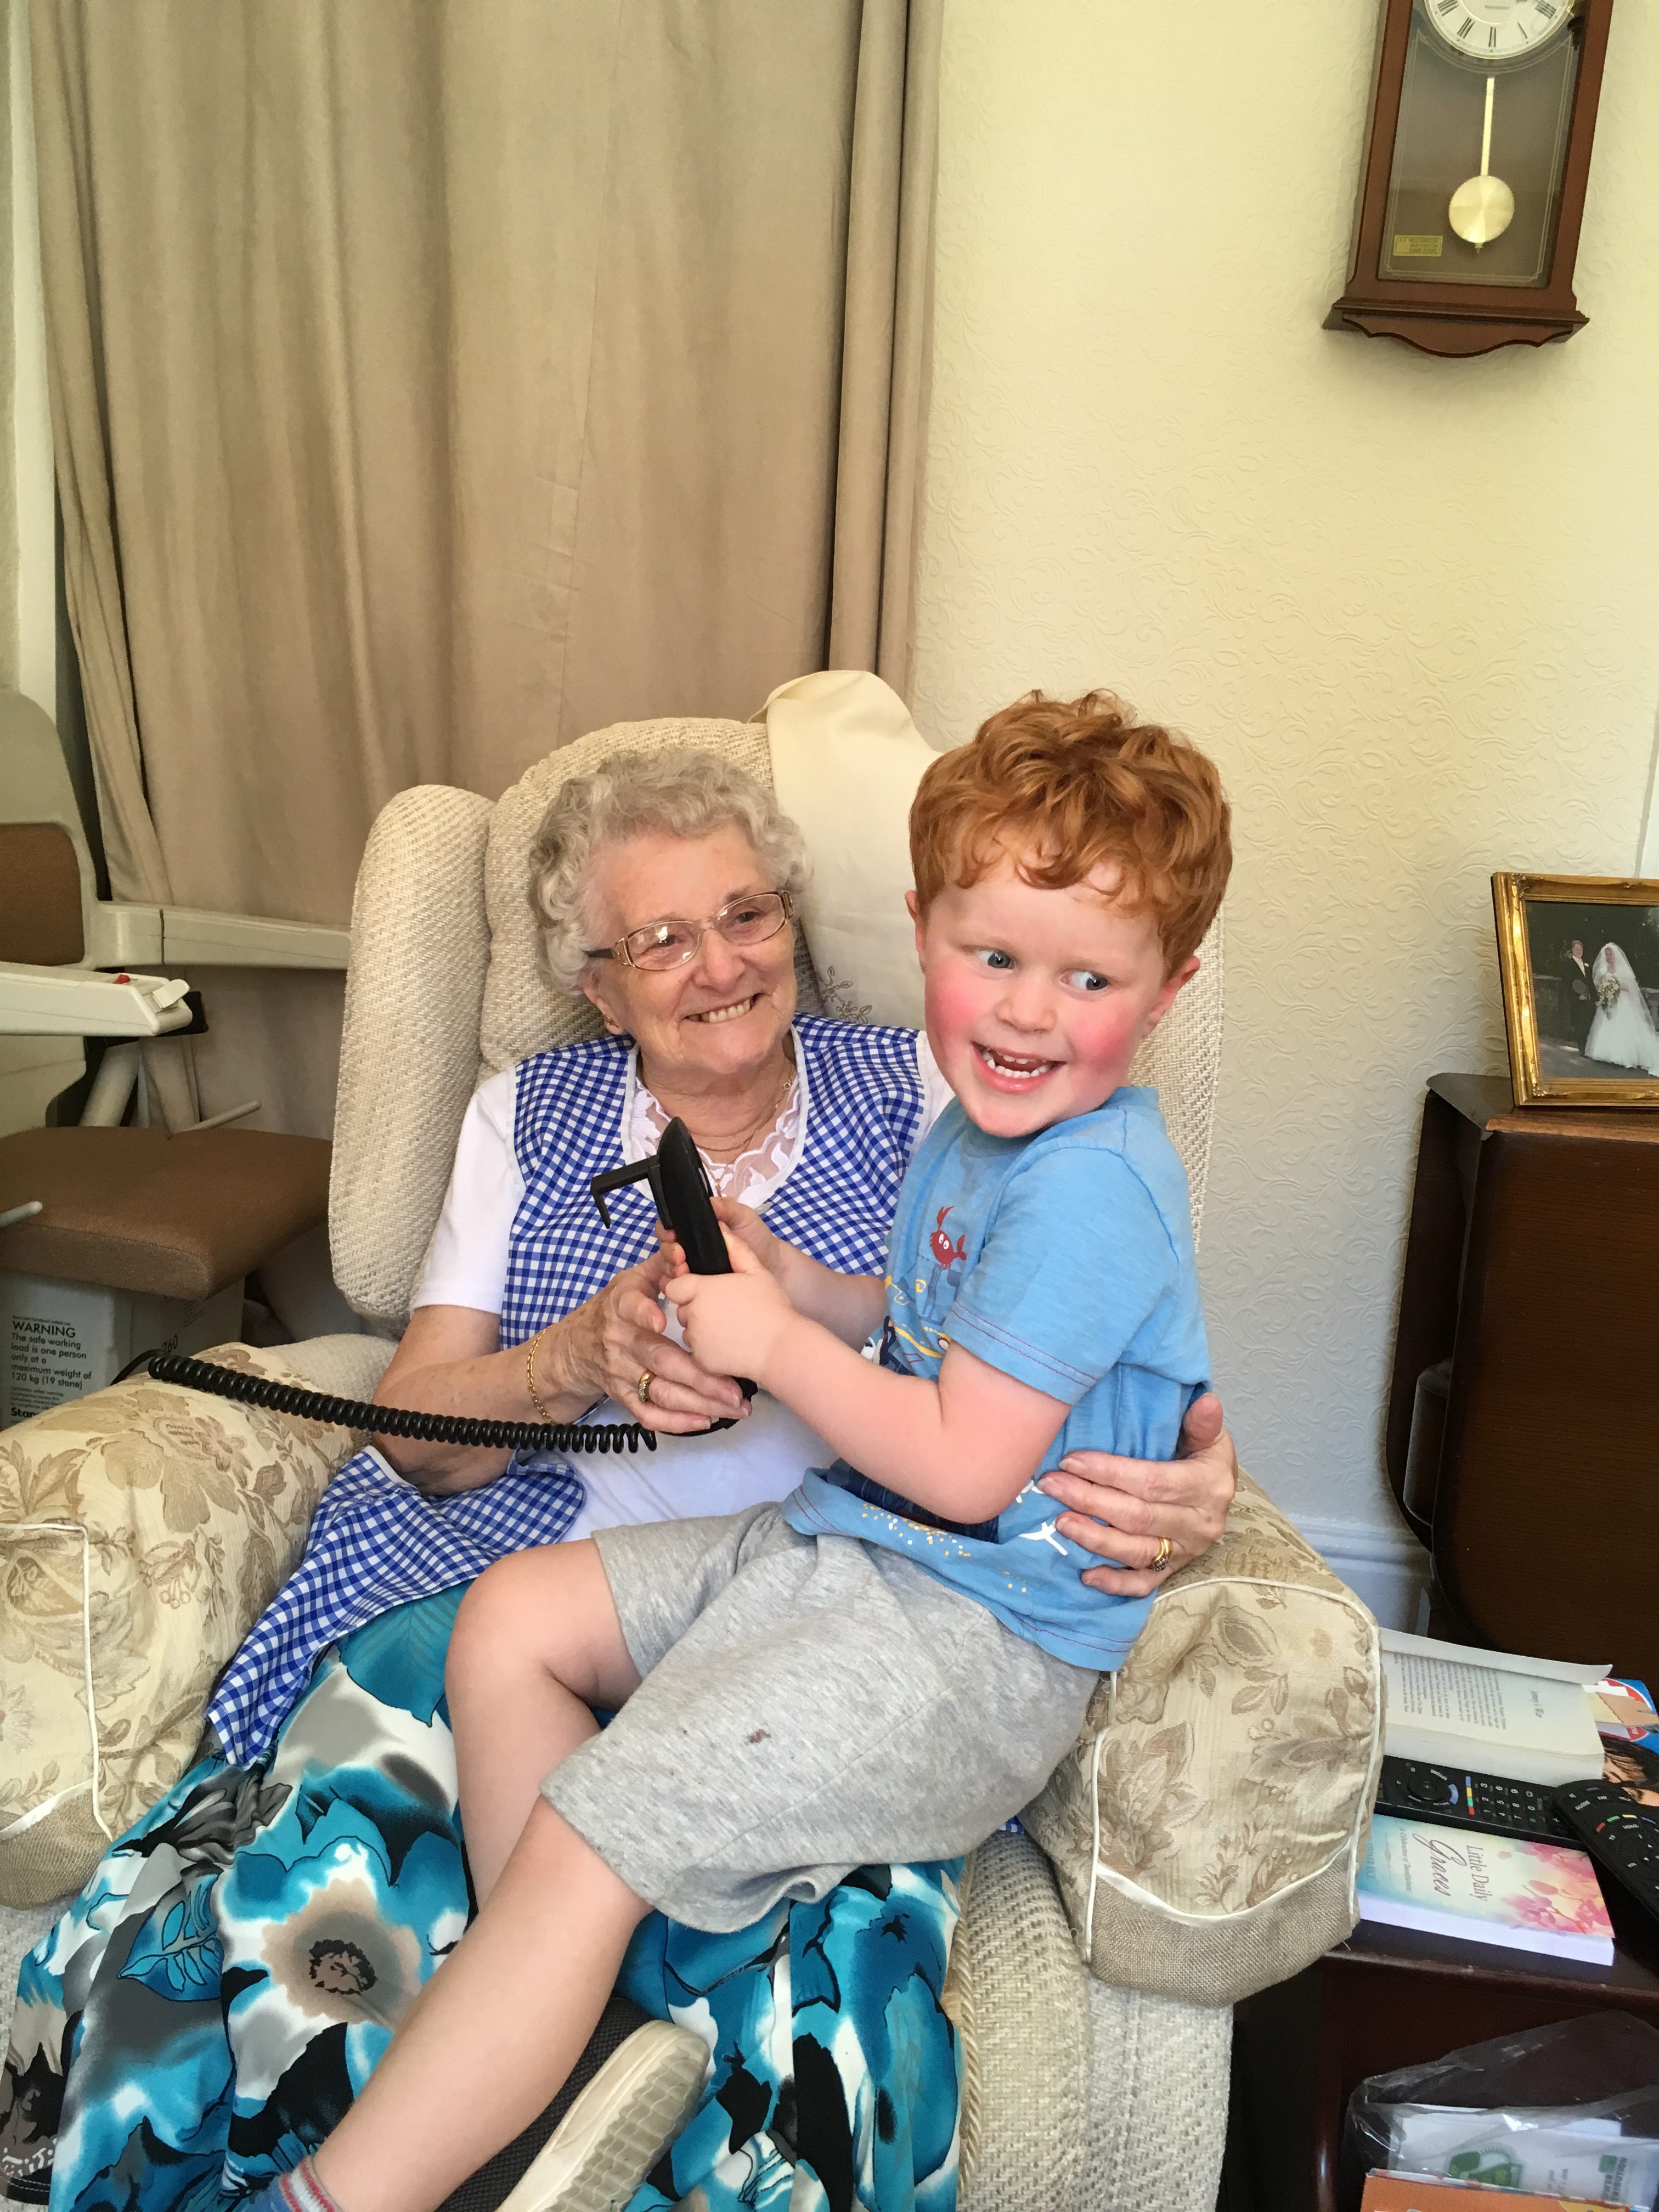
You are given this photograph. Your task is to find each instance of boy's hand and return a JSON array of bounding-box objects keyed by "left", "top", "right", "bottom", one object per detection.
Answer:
[
  {"left": 656, "top": 1196, "right": 785, "bottom": 1279},
  {"left": 664, "top": 1233, "right": 797, "bottom": 1385}
]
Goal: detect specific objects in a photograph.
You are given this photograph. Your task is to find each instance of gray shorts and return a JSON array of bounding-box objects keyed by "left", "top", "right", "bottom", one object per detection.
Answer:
[{"left": 540, "top": 1503, "right": 1097, "bottom": 1931}]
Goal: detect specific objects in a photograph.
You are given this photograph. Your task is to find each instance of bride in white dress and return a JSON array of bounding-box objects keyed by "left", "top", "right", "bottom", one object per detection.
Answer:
[{"left": 1584, "top": 942, "right": 1659, "bottom": 1074}]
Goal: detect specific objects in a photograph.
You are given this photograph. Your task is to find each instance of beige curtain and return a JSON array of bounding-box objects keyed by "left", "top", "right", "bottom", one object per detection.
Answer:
[
  {"left": 29, "top": 0, "right": 939, "bottom": 1137},
  {"left": 0, "top": 6, "right": 16, "bottom": 693}
]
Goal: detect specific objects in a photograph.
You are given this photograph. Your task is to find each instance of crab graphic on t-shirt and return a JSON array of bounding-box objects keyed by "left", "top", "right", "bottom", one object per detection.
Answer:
[{"left": 928, "top": 1206, "right": 967, "bottom": 1278}]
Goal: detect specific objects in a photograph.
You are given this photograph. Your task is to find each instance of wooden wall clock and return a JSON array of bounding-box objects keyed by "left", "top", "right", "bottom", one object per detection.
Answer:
[{"left": 1328, "top": 0, "right": 1613, "bottom": 357}]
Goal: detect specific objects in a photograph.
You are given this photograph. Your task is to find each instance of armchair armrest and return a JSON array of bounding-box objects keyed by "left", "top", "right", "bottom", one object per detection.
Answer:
[
  {"left": 86, "top": 903, "right": 350, "bottom": 970},
  {"left": 951, "top": 1831, "right": 1232, "bottom": 2212},
  {"left": 1022, "top": 1472, "right": 1383, "bottom": 2008},
  {"left": 0, "top": 1342, "right": 362, "bottom": 1906},
  {"left": 0, "top": 961, "right": 195, "bottom": 1037}
]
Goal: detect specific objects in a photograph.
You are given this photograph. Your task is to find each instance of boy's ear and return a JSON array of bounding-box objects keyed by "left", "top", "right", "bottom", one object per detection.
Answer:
[
  {"left": 906, "top": 888, "right": 927, "bottom": 967},
  {"left": 1144, "top": 954, "right": 1200, "bottom": 1034}
]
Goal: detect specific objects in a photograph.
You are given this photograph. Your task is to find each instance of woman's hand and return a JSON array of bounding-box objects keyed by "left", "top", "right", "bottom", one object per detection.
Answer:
[
  {"left": 1036, "top": 1391, "right": 1238, "bottom": 1596},
  {"left": 549, "top": 1250, "right": 748, "bottom": 1433}
]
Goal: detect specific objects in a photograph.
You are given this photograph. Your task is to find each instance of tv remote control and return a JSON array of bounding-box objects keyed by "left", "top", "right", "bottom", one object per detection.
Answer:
[
  {"left": 1376, "top": 1756, "right": 1573, "bottom": 1844},
  {"left": 1553, "top": 1781, "right": 1659, "bottom": 1927}
]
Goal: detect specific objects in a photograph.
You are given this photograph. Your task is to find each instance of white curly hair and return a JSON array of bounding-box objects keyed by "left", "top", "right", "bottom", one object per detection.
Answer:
[{"left": 527, "top": 747, "right": 810, "bottom": 996}]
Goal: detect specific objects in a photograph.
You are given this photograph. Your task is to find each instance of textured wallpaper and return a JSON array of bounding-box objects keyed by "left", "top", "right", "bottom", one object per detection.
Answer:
[{"left": 910, "top": 0, "right": 1659, "bottom": 1540}]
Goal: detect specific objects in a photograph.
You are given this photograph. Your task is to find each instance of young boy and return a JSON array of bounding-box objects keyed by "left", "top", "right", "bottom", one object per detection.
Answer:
[{"left": 262, "top": 690, "right": 1232, "bottom": 2212}]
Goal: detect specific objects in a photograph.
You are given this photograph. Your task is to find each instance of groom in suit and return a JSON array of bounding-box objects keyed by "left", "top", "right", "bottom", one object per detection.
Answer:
[{"left": 1560, "top": 938, "right": 1595, "bottom": 1052}]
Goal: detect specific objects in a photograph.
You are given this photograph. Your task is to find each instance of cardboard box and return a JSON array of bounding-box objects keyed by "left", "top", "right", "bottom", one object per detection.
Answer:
[{"left": 1361, "top": 2177, "right": 1605, "bottom": 2211}]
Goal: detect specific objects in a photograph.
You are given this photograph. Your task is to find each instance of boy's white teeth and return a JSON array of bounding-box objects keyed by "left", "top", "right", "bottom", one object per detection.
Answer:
[
  {"left": 690, "top": 997, "right": 755, "bottom": 1024},
  {"left": 978, "top": 1046, "right": 1054, "bottom": 1080}
]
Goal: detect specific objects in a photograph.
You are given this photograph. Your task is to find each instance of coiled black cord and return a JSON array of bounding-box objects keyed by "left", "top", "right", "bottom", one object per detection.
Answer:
[{"left": 138, "top": 1350, "right": 656, "bottom": 1454}]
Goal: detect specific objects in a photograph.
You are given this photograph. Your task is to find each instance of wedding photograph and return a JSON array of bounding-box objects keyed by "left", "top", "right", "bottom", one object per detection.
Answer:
[{"left": 1493, "top": 874, "right": 1659, "bottom": 1106}]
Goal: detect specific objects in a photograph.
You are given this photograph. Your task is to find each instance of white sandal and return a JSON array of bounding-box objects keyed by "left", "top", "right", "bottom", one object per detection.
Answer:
[{"left": 495, "top": 2019, "right": 710, "bottom": 2212}]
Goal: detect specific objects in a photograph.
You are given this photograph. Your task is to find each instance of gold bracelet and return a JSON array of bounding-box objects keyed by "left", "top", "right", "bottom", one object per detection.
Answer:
[{"left": 526, "top": 1328, "right": 552, "bottom": 1421}]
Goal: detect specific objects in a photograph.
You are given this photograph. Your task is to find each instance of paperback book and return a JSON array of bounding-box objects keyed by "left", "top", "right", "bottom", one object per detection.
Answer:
[
  {"left": 1380, "top": 1630, "right": 1609, "bottom": 1787},
  {"left": 1358, "top": 1814, "right": 1615, "bottom": 1965}
]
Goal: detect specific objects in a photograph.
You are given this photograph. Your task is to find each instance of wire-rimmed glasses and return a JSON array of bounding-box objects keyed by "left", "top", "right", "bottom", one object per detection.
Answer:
[{"left": 583, "top": 889, "right": 794, "bottom": 973}]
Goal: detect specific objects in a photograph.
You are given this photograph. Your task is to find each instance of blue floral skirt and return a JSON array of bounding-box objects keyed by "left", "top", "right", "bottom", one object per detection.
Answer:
[{"left": 1, "top": 1588, "right": 961, "bottom": 2211}]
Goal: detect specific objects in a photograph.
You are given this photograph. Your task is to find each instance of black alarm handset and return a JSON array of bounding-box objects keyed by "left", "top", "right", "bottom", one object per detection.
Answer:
[
  {"left": 139, "top": 1119, "right": 752, "bottom": 1451},
  {"left": 589, "top": 1116, "right": 757, "bottom": 1418}
]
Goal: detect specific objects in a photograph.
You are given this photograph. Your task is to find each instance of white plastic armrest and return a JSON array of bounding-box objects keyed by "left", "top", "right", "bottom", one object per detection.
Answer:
[
  {"left": 0, "top": 962, "right": 194, "bottom": 1037},
  {"left": 86, "top": 903, "right": 350, "bottom": 971}
]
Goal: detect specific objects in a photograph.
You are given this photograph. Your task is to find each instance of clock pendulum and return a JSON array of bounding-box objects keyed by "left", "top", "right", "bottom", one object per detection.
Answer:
[{"left": 1448, "top": 72, "right": 1515, "bottom": 246}]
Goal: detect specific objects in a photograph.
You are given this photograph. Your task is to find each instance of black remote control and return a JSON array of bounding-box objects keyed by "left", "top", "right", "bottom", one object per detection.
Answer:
[
  {"left": 589, "top": 1118, "right": 757, "bottom": 1419},
  {"left": 1376, "top": 1756, "right": 1573, "bottom": 1844},
  {"left": 1553, "top": 1780, "right": 1659, "bottom": 1927}
]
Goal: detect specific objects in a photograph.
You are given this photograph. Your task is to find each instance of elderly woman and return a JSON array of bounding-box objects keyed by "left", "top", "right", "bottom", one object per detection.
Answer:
[{"left": 3, "top": 752, "right": 1235, "bottom": 2212}]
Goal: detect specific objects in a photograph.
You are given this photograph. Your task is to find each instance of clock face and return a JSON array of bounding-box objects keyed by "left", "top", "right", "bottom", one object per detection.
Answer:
[{"left": 1421, "top": 0, "right": 1575, "bottom": 61}]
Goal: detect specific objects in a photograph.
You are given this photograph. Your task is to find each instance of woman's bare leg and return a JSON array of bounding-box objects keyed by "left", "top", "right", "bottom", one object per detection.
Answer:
[
  {"left": 445, "top": 1538, "right": 642, "bottom": 1900},
  {"left": 313, "top": 1801, "right": 649, "bottom": 2212}
]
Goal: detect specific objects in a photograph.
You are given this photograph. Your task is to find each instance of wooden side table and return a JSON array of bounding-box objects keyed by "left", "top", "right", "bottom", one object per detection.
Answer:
[
  {"left": 1386, "top": 1073, "right": 1659, "bottom": 1681},
  {"left": 1222, "top": 1884, "right": 1659, "bottom": 2212}
]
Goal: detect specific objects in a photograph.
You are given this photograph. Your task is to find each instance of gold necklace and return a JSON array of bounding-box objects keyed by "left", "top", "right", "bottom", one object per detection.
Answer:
[
  {"left": 698, "top": 1058, "right": 795, "bottom": 1165},
  {"left": 640, "top": 1045, "right": 797, "bottom": 1166}
]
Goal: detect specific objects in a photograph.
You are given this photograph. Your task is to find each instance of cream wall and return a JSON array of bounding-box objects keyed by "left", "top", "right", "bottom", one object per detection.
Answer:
[{"left": 910, "top": 1, "right": 1659, "bottom": 1607}]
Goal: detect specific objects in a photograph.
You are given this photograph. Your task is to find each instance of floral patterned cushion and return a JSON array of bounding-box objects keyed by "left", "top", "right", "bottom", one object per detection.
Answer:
[
  {"left": 0, "top": 1345, "right": 359, "bottom": 1906},
  {"left": 1021, "top": 1471, "right": 1383, "bottom": 2008}
]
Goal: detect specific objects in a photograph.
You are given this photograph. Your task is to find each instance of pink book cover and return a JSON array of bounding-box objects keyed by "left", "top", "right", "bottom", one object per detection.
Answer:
[{"left": 1358, "top": 1815, "right": 1615, "bottom": 1963}]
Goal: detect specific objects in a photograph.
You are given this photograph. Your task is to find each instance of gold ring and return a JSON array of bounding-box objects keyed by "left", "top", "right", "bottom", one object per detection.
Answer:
[
  {"left": 636, "top": 1370, "right": 654, "bottom": 1404},
  {"left": 1150, "top": 1535, "right": 1172, "bottom": 1571}
]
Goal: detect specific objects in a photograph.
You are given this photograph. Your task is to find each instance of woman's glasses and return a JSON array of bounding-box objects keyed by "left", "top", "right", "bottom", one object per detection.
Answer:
[{"left": 584, "top": 889, "right": 794, "bottom": 973}]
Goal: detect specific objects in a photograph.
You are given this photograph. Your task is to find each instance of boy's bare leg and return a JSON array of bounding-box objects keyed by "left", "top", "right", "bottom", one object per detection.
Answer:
[
  {"left": 447, "top": 1537, "right": 643, "bottom": 1900},
  {"left": 314, "top": 1801, "right": 650, "bottom": 2212},
  {"left": 309, "top": 1539, "right": 650, "bottom": 2212}
]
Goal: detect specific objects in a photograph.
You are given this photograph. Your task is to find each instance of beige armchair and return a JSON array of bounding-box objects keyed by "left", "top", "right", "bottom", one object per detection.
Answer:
[{"left": 0, "top": 675, "right": 1381, "bottom": 2212}]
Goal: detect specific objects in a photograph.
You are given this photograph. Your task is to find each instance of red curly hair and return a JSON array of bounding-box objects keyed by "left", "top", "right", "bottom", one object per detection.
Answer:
[{"left": 910, "top": 691, "right": 1232, "bottom": 971}]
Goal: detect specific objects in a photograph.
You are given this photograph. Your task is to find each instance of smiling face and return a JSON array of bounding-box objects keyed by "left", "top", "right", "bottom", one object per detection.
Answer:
[
  {"left": 910, "top": 847, "right": 1196, "bottom": 1141},
  {"left": 579, "top": 823, "right": 798, "bottom": 1092}
]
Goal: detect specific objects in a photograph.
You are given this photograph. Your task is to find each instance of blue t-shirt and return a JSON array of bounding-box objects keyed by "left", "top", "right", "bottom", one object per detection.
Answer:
[{"left": 783, "top": 1085, "right": 1210, "bottom": 1672}]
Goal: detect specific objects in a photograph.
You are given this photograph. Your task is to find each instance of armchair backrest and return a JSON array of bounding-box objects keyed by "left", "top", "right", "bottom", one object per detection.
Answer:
[{"left": 331, "top": 676, "right": 1224, "bottom": 1328}]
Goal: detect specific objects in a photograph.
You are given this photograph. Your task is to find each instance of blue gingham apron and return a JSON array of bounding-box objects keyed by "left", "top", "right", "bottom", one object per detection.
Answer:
[{"left": 207, "top": 1018, "right": 924, "bottom": 1763}]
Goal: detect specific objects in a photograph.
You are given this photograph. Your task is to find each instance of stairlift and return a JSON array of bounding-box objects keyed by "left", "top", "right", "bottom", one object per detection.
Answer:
[{"left": 0, "top": 688, "right": 349, "bottom": 1424}]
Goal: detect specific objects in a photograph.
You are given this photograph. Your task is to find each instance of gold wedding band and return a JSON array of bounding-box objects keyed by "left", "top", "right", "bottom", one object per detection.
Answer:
[
  {"left": 636, "top": 1369, "right": 654, "bottom": 1405},
  {"left": 1150, "top": 1535, "right": 1172, "bottom": 1571}
]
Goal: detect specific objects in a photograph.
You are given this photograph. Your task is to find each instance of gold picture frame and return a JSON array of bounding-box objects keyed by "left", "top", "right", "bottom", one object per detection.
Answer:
[{"left": 1493, "top": 872, "right": 1659, "bottom": 1108}]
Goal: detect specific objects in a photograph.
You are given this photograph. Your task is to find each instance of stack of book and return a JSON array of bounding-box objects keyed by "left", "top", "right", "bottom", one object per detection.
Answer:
[
  {"left": 1361, "top": 1631, "right": 1623, "bottom": 1966},
  {"left": 1355, "top": 1638, "right": 1659, "bottom": 2207}
]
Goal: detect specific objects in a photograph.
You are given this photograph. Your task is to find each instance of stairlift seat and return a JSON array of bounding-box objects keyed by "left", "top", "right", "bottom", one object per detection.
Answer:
[
  {"left": 0, "top": 1125, "right": 330, "bottom": 1302},
  {"left": 0, "top": 1125, "right": 331, "bottom": 1426}
]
